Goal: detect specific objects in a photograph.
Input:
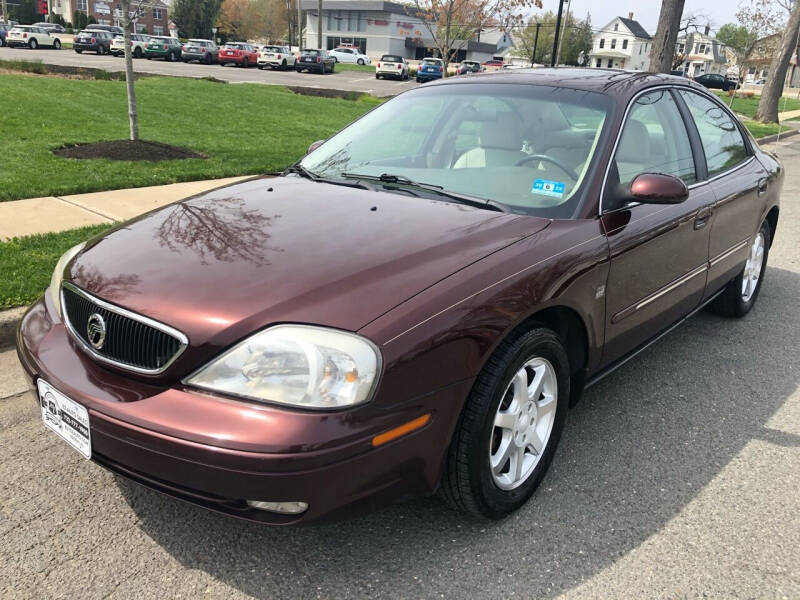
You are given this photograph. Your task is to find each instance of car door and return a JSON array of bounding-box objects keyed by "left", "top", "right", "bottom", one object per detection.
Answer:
[
  {"left": 600, "top": 87, "right": 715, "bottom": 365},
  {"left": 676, "top": 89, "right": 768, "bottom": 300}
]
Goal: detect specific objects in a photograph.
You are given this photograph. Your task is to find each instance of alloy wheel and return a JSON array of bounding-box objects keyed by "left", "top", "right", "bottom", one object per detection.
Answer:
[
  {"left": 741, "top": 231, "right": 765, "bottom": 302},
  {"left": 489, "top": 357, "right": 557, "bottom": 490}
]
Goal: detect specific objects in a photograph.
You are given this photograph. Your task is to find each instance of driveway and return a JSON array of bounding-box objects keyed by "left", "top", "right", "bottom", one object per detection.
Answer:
[
  {"left": 0, "top": 46, "right": 417, "bottom": 97},
  {"left": 1, "top": 139, "right": 798, "bottom": 599}
]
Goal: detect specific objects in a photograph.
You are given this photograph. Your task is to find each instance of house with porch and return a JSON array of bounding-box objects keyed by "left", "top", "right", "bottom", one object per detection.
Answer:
[{"left": 588, "top": 13, "right": 651, "bottom": 71}]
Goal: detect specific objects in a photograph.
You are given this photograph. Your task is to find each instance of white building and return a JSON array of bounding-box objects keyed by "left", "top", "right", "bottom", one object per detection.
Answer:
[
  {"left": 300, "top": 0, "right": 506, "bottom": 62},
  {"left": 675, "top": 27, "right": 728, "bottom": 77},
  {"left": 588, "top": 13, "right": 652, "bottom": 71}
]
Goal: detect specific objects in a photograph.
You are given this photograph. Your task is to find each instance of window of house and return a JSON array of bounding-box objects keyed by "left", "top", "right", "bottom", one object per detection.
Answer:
[
  {"left": 607, "top": 59, "right": 613, "bottom": 67},
  {"left": 76, "top": 0, "right": 87, "bottom": 11},
  {"left": 612, "top": 89, "right": 696, "bottom": 190},
  {"left": 611, "top": 39, "right": 616, "bottom": 49},
  {"left": 622, "top": 39, "right": 628, "bottom": 49},
  {"left": 677, "top": 43, "right": 684, "bottom": 53},
  {"left": 599, "top": 38, "right": 604, "bottom": 48},
  {"left": 153, "top": 25, "right": 163, "bottom": 35},
  {"left": 347, "top": 11, "right": 356, "bottom": 31},
  {"left": 614, "top": 23, "right": 618, "bottom": 31},
  {"left": 678, "top": 90, "right": 748, "bottom": 176},
  {"left": 152, "top": 7, "right": 163, "bottom": 20},
  {"left": 596, "top": 58, "right": 602, "bottom": 67},
  {"left": 358, "top": 12, "right": 366, "bottom": 32}
]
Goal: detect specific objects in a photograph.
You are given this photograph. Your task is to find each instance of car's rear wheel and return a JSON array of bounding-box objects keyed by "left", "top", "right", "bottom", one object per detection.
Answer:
[
  {"left": 376, "top": 73, "right": 380, "bottom": 79},
  {"left": 29, "top": 38, "right": 38, "bottom": 49},
  {"left": 281, "top": 59, "right": 286, "bottom": 70},
  {"left": 440, "top": 326, "right": 569, "bottom": 519},
  {"left": 710, "top": 221, "right": 771, "bottom": 317},
  {"left": 134, "top": 47, "right": 142, "bottom": 58},
  {"left": 53, "top": 39, "right": 61, "bottom": 50},
  {"left": 242, "top": 57, "right": 249, "bottom": 68},
  {"left": 204, "top": 53, "right": 212, "bottom": 64}
]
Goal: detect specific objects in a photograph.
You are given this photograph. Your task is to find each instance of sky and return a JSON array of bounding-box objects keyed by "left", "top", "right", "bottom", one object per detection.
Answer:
[{"left": 537, "top": 0, "right": 742, "bottom": 36}]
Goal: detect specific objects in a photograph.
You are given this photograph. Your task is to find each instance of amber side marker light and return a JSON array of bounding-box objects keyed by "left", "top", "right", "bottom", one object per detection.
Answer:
[{"left": 372, "top": 414, "right": 431, "bottom": 447}]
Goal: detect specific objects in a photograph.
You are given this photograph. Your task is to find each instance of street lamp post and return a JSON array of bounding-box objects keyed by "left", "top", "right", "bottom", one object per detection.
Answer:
[{"left": 212, "top": 26, "right": 218, "bottom": 44}]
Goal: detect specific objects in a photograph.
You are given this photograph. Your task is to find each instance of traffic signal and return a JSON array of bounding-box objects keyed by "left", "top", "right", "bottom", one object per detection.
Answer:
[{"left": 38, "top": 0, "right": 48, "bottom": 15}]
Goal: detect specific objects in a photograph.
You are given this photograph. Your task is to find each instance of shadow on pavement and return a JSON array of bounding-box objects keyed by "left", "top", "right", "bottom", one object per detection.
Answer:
[{"left": 115, "top": 266, "right": 800, "bottom": 599}]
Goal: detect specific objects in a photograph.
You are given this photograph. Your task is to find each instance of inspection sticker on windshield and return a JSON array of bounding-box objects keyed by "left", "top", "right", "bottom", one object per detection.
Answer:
[{"left": 532, "top": 179, "right": 565, "bottom": 198}]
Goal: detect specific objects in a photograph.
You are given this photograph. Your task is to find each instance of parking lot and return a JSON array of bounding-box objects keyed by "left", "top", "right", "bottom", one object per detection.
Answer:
[
  {"left": 0, "top": 133, "right": 797, "bottom": 599},
  {"left": 0, "top": 46, "right": 418, "bottom": 97}
]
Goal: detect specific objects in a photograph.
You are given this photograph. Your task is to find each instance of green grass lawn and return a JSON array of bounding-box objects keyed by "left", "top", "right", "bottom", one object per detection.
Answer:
[
  {"left": 332, "top": 63, "right": 374, "bottom": 72},
  {"left": 712, "top": 90, "right": 800, "bottom": 118},
  {"left": 741, "top": 120, "right": 792, "bottom": 139},
  {"left": 0, "top": 224, "right": 113, "bottom": 309},
  {"left": 0, "top": 73, "right": 378, "bottom": 201}
]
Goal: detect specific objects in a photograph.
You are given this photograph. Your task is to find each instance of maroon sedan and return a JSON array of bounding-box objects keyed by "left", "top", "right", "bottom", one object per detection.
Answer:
[
  {"left": 17, "top": 69, "right": 782, "bottom": 524},
  {"left": 218, "top": 42, "right": 258, "bottom": 67}
]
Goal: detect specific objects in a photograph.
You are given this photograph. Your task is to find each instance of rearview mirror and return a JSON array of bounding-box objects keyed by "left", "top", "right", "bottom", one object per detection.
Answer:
[
  {"left": 627, "top": 172, "right": 689, "bottom": 205},
  {"left": 307, "top": 139, "right": 325, "bottom": 154}
]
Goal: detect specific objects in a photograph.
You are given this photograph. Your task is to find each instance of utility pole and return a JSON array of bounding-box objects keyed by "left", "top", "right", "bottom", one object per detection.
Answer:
[
  {"left": 1, "top": 0, "right": 7, "bottom": 25},
  {"left": 649, "top": 0, "right": 686, "bottom": 73},
  {"left": 551, "top": 0, "right": 565, "bottom": 67},
  {"left": 297, "top": 0, "right": 303, "bottom": 48},
  {"left": 317, "top": 0, "right": 322, "bottom": 48},
  {"left": 554, "top": 0, "right": 572, "bottom": 67},
  {"left": 530, "top": 22, "right": 540, "bottom": 66}
]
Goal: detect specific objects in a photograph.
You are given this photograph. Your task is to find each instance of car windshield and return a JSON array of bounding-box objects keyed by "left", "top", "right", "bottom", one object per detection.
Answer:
[
  {"left": 299, "top": 83, "right": 612, "bottom": 218},
  {"left": 382, "top": 55, "right": 403, "bottom": 62},
  {"left": 263, "top": 46, "right": 282, "bottom": 52}
]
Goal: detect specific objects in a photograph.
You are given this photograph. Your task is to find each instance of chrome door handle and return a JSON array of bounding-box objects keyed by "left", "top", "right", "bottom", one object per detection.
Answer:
[{"left": 694, "top": 208, "right": 713, "bottom": 230}]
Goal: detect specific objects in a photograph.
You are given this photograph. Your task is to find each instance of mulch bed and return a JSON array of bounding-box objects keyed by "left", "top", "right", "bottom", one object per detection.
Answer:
[{"left": 53, "top": 140, "right": 206, "bottom": 161}]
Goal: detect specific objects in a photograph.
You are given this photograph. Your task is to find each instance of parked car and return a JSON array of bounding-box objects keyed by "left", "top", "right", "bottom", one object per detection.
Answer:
[
  {"left": 457, "top": 60, "right": 482, "bottom": 75},
  {"left": 328, "top": 46, "right": 371, "bottom": 65},
  {"left": 182, "top": 38, "right": 218, "bottom": 64},
  {"left": 295, "top": 48, "right": 335, "bottom": 74},
  {"left": 482, "top": 59, "right": 505, "bottom": 69},
  {"left": 416, "top": 57, "right": 443, "bottom": 82},
  {"left": 34, "top": 22, "right": 66, "bottom": 33},
  {"left": 218, "top": 42, "right": 259, "bottom": 67},
  {"left": 145, "top": 36, "right": 182, "bottom": 61},
  {"left": 110, "top": 33, "right": 150, "bottom": 58},
  {"left": 257, "top": 45, "right": 295, "bottom": 70},
  {"left": 694, "top": 72, "right": 740, "bottom": 92},
  {"left": 85, "top": 24, "right": 123, "bottom": 36},
  {"left": 0, "top": 23, "right": 8, "bottom": 47},
  {"left": 17, "top": 69, "right": 782, "bottom": 526},
  {"left": 375, "top": 54, "right": 408, "bottom": 80},
  {"left": 6, "top": 25, "right": 61, "bottom": 49},
  {"left": 73, "top": 29, "right": 113, "bottom": 54}
]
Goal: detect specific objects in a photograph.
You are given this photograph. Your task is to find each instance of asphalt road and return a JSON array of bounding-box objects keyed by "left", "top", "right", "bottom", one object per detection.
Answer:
[
  {"left": 0, "top": 46, "right": 418, "bottom": 97},
  {"left": 1, "top": 139, "right": 799, "bottom": 599}
]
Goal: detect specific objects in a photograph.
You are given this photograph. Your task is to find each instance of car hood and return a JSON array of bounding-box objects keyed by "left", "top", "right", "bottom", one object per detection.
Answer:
[{"left": 67, "top": 177, "right": 549, "bottom": 372}]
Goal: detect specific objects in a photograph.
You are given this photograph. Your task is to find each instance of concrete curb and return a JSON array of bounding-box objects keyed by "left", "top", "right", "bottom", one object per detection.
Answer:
[
  {"left": 756, "top": 128, "right": 800, "bottom": 145},
  {"left": 0, "top": 307, "right": 26, "bottom": 350}
]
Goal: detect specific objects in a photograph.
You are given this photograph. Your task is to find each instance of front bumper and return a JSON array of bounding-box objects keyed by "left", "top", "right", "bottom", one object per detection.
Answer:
[{"left": 16, "top": 294, "right": 470, "bottom": 524}]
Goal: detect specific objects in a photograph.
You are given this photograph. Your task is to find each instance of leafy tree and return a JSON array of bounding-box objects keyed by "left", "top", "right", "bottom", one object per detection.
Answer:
[
  {"left": 513, "top": 11, "right": 591, "bottom": 66},
  {"left": 73, "top": 10, "right": 88, "bottom": 30},
  {"left": 9, "top": 0, "right": 36, "bottom": 24},
  {"left": 171, "top": 0, "right": 222, "bottom": 40},
  {"left": 716, "top": 23, "right": 758, "bottom": 81},
  {"left": 408, "top": 0, "right": 543, "bottom": 76},
  {"left": 217, "top": 0, "right": 254, "bottom": 40}
]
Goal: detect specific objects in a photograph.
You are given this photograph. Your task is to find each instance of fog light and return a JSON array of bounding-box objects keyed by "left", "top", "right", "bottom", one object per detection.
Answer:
[{"left": 247, "top": 500, "right": 308, "bottom": 514}]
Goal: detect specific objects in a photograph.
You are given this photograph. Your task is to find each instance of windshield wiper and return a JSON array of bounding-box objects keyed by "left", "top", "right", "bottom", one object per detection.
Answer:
[
  {"left": 341, "top": 172, "right": 507, "bottom": 213},
  {"left": 285, "top": 163, "right": 373, "bottom": 191}
]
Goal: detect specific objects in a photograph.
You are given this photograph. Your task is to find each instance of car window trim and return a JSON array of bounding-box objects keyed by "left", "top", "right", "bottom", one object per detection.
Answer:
[{"left": 670, "top": 88, "right": 709, "bottom": 181}]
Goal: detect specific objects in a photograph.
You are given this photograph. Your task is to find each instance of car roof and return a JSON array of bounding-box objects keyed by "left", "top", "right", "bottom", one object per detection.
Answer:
[{"left": 427, "top": 67, "right": 709, "bottom": 98}]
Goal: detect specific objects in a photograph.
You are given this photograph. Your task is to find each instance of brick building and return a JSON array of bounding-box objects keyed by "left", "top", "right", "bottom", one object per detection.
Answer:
[{"left": 51, "top": 0, "right": 169, "bottom": 36}]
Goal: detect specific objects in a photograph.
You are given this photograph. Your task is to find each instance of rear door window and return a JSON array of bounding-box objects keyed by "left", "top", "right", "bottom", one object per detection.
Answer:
[{"left": 678, "top": 90, "right": 749, "bottom": 177}]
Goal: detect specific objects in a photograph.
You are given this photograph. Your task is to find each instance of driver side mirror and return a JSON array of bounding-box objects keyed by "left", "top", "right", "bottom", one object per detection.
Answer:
[
  {"left": 620, "top": 172, "right": 689, "bottom": 205},
  {"left": 307, "top": 139, "right": 325, "bottom": 154}
]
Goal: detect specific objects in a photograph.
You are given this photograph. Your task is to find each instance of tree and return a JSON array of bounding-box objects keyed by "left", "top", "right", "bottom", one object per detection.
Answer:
[
  {"left": 716, "top": 23, "right": 758, "bottom": 83},
  {"left": 9, "top": 0, "right": 36, "bottom": 24},
  {"left": 513, "top": 11, "right": 591, "bottom": 65},
  {"left": 171, "top": 0, "right": 221, "bottom": 40},
  {"left": 409, "top": 0, "right": 542, "bottom": 76},
  {"left": 649, "top": 0, "right": 686, "bottom": 73},
  {"left": 217, "top": 0, "right": 257, "bottom": 40},
  {"left": 755, "top": 0, "right": 800, "bottom": 123},
  {"left": 671, "top": 12, "right": 711, "bottom": 71},
  {"left": 250, "top": 0, "right": 289, "bottom": 42},
  {"left": 116, "top": 0, "right": 153, "bottom": 141}
]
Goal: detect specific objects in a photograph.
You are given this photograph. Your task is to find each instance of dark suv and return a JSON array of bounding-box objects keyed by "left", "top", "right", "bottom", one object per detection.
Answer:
[{"left": 295, "top": 49, "right": 335, "bottom": 74}]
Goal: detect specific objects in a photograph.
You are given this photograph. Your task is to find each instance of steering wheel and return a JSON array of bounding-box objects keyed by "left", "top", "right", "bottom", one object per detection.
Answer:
[{"left": 514, "top": 154, "right": 579, "bottom": 180}]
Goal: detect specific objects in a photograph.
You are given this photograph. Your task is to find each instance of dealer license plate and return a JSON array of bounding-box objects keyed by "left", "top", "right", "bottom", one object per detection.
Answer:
[{"left": 38, "top": 379, "right": 91, "bottom": 459}]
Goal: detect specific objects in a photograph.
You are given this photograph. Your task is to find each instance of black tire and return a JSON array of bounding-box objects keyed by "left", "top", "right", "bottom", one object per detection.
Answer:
[
  {"left": 204, "top": 53, "right": 212, "bottom": 65},
  {"left": 134, "top": 47, "right": 142, "bottom": 58},
  {"left": 331, "top": 56, "right": 338, "bottom": 62},
  {"left": 168, "top": 51, "right": 176, "bottom": 62},
  {"left": 53, "top": 39, "right": 61, "bottom": 50},
  {"left": 242, "top": 57, "right": 249, "bottom": 68},
  {"left": 281, "top": 59, "right": 286, "bottom": 71},
  {"left": 75, "top": 49, "right": 82, "bottom": 54},
  {"left": 709, "top": 221, "right": 771, "bottom": 318},
  {"left": 440, "top": 326, "right": 570, "bottom": 519},
  {"left": 97, "top": 45, "right": 105, "bottom": 55},
  {"left": 376, "top": 73, "right": 380, "bottom": 79},
  {"left": 29, "top": 38, "right": 38, "bottom": 49},
  {"left": 357, "top": 58, "right": 364, "bottom": 65}
]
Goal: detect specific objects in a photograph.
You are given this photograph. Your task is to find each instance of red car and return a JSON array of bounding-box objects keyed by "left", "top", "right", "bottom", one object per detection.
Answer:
[
  {"left": 17, "top": 70, "right": 782, "bottom": 525},
  {"left": 218, "top": 42, "right": 258, "bottom": 67},
  {"left": 482, "top": 59, "right": 504, "bottom": 68}
]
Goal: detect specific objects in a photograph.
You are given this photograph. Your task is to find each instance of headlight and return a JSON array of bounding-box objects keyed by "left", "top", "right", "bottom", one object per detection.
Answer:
[
  {"left": 185, "top": 325, "right": 381, "bottom": 410},
  {"left": 50, "top": 242, "right": 85, "bottom": 318}
]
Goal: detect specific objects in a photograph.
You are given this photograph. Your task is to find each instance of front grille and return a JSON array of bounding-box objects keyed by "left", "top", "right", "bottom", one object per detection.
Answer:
[{"left": 62, "top": 284, "right": 186, "bottom": 374}]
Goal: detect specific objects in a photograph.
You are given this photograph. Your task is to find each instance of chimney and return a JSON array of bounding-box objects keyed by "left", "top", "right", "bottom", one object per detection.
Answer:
[
  {"left": 628, "top": 12, "right": 634, "bottom": 20},
  {"left": 704, "top": 24, "right": 710, "bottom": 35}
]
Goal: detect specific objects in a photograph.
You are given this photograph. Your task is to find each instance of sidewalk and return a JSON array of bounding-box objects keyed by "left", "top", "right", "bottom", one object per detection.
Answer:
[
  {"left": 0, "top": 176, "right": 254, "bottom": 240},
  {"left": 780, "top": 109, "right": 800, "bottom": 121}
]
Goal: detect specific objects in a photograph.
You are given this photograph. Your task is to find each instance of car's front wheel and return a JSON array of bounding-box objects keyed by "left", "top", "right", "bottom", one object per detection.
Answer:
[
  {"left": 710, "top": 221, "right": 771, "bottom": 317},
  {"left": 357, "top": 58, "right": 364, "bottom": 65},
  {"left": 53, "top": 39, "right": 61, "bottom": 50},
  {"left": 440, "top": 326, "right": 569, "bottom": 519}
]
